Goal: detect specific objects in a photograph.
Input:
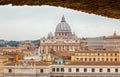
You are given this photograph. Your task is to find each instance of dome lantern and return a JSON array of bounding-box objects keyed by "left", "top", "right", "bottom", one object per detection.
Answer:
[{"left": 61, "top": 15, "right": 66, "bottom": 22}]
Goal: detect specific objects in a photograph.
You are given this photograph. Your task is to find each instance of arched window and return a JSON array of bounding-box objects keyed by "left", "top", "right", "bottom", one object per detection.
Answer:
[
  {"left": 115, "top": 58, "right": 117, "bottom": 61},
  {"left": 106, "top": 58, "right": 108, "bottom": 61},
  {"left": 89, "top": 58, "right": 91, "bottom": 61},
  {"left": 93, "top": 58, "right": 96, "bottom": 61}
]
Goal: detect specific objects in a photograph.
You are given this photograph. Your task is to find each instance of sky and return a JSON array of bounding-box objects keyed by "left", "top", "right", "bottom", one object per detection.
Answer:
[{"left": 0, "top": 5, "right": 120, "bottom": 41}]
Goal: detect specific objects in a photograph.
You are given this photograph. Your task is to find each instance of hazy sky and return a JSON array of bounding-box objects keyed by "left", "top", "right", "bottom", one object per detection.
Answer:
[{"left": 0, "top": 5, "right": 120, "bottom": 41}]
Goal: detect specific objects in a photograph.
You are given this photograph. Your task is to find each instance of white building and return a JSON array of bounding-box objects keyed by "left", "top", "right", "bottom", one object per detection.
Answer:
[
  {"left": 86, "top": 37, "right": 104, "bottom": 50},
  {"left": 40, "top": 16, "right": 81, "bottom": 54},
  {"left": 3, "top": 60, "right": 120, "bottom": 77},
  {"left": 104, "top": 32, "right": 120, "bottom": 50}
]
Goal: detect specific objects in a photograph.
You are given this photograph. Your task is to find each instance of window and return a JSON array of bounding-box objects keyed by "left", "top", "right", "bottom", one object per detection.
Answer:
[
  {"left": 8, "top": 69, "right": 12, "bottom": 73},
  {"left": 115, "top": 58, "right": 117, "bottom": 61},
  {"left": 110, "top": 53, "right": 113, "bottom": 56},
  {"left": 115, "top": 53, "right": 117, "bottom": 56},
  {"left": 110, "top": 58, "right": 112, "bottom": 61},
  {"left": 107, "top": 68, "right": 110, "bottom": 72},
  {"left": 115, "top": 68, "right": 118, "bottom": 72},
  {"left": 84, "top": 68, "right": 87, "bottom": 72},
  {"left": 77, "top": 58, "right": 79, "bottom": 60},
  {"left": 52, "top": 68, "right": 55, "bottom": 72},
  {"left": 93, "top": 58, "right": 96, "bottom": 61},
  {"left": 98, "top": 58, "right": 100, "bottom": 61},
  {"left": 40, "top": 69, "right": 44, "bottom": 73},
  {"left": 91, "top": 68, "right": 95, "bottom": 72},
  {"left": 106, "top": 58, "right": 108, "bottom": 61},
  {"left": 61, "top": 68, "right": 64, "bottom": 72},
  {"left": 68, "top": 68, "right": 71, "bottom": 72},
  {"left": 57, "top": 68, "right": 59, "bottom": 72},
  {"left": 98, "top": 53, "right": 100, "bottom": 56},
  {"left": 99, "top": 68, "right": 102, "bottom": 72},
  {"left": 89, "top": 58, "right": 91, "bottom": 61},
  {"left": 80, "top": 58, "right": 83, "bottom": 61},
  {"left": 76, "top": 40, "right": 78, "bottom": 42},
  {"left": 85, "top": 58, "right": 87, "bottom": 61},
  {"left": 102, "top": 58, "right": 104, "bottom": 61},
  {"left": 76, "top": 68, "right": 79, "bottom": 72}
]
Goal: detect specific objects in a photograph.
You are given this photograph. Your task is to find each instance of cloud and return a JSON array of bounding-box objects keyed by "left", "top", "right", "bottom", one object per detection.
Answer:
[{"left": 0, "top": 5, "right": 119, "bottom": 41}]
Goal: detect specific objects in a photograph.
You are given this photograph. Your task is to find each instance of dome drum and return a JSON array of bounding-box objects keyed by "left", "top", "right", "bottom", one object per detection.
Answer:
[{"left": 55, "top": 16, "right": 71, "bottom": 32}]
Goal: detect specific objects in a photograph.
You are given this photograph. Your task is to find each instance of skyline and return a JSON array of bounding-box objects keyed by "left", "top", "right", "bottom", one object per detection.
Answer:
[{"left": 0, "top": 5, "right": 120, "bottom": 41}]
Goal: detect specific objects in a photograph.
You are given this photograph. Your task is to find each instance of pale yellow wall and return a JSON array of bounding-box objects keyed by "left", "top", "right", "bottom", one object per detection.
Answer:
[{"left": 71, "top": 51, "right": 120, "bottom": 62}]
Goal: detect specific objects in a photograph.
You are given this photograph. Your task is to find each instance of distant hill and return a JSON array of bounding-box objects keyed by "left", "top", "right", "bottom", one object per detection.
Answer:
[
  {"left": 32, "top": 40, "right": 40, "bottom": 46},
  {"left": 0, "top": 39, "right": 40, "bottom": 47},
  {"left": 6, "top": 41, "right": 19, "bottom": 47}
]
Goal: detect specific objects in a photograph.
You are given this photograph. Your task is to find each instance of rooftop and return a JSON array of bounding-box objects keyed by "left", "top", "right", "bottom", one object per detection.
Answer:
[
  {"left": 66, "top": 62, "right": 120, "bottom": 66},
  {"left": 74, "top": 50, "right": 119, "bottom": 53},
  {"left": 5, "top": 61, "right": 120, "bottom": 66},
  {"left": 5, "top": 61, "right": 49, "bottom": 66}
]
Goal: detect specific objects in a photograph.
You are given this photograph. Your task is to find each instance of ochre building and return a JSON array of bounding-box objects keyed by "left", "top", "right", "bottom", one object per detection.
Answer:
[{"left": 71, "top": 50, "right": 120, "bottom": 62}]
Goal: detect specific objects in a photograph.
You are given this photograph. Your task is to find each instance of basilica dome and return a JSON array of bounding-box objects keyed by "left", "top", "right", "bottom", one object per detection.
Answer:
[{"left": 56, "top": 16, "right": 71, "bottom": 31}]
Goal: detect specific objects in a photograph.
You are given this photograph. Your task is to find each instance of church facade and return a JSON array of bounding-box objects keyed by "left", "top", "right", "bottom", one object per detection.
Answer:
[{"left": 40, "top": 16, "right": 81, "bottom": 53}]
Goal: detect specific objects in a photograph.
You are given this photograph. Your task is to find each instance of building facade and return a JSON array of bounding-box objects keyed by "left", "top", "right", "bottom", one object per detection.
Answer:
[
  {"left": 40, "top": 16, "right": 80, "bottom": 53},
  {"left": 86, "top": 37, "right": 104, "bottom": 50},
  {"left": 104, "top": 32, "right": 120, "bottom": 50},
  {"left": 3, "top": 61, "right": 120, "bottom": 77},
  {"left": 71, "top": 50, "right": 120, "bottom": 62}
]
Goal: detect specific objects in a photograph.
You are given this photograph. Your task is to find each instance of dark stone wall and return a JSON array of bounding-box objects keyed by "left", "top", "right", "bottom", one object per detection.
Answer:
[{"left": 0, "top": 0, "right": 120, "bottom": 19}]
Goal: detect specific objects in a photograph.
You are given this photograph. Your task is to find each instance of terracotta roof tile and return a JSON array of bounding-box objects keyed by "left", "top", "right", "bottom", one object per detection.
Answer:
[
  {"left": 66, "top": 61, "right": 120, "bottom": 65},
  {"left": 5, "top": 61, "right": 49, "bottom": 66},
  {"left": 74, "top": 50, "right": 119, "bottom": 53}
]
